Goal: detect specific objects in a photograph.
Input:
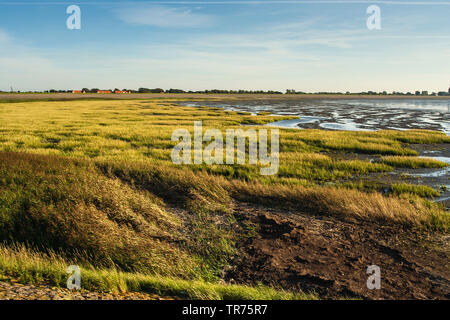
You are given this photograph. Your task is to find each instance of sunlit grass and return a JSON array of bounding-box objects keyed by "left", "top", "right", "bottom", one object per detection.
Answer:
[
  {"left": 1, "top": 100, "right": 447, "bottom": 185},
  {"left": 0, "top": 244, "right": 316, "bottom": 300},
  {"left": 381, "top": 156, "right": 448, "bottom": 169},
  {"left": 0, "top": 99, "right": 448, "bottom": 296},
  {"left": 391, "top": 183, "right": 441, "bottom": 198}
]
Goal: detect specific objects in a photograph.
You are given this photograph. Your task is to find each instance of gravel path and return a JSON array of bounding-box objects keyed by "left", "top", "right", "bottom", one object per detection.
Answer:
[{"left": 0, "top": 278, "right": 173, "bottom": 300}]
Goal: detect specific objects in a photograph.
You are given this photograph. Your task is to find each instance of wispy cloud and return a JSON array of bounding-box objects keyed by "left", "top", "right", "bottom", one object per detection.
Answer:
[
  {"left": 1, "top": 7, "right": 449, "bottom": 92},
  {"left": 0, "top": 29, "right": 9, "bottom": 43},
  {"left": 115, "top": 5, "right": 215, "bottom": 28}
]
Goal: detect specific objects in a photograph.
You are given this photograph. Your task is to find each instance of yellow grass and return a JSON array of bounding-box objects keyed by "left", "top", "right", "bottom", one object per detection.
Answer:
[{"left": 0, "top": 99, "right": 448, "bottom": 295}]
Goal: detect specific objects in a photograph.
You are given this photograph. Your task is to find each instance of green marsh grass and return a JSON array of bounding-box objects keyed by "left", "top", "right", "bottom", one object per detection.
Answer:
[
  {"left": 381, "top": 156, "right": 448, "bottom": 169},
  {"left": 0, "top": 100, "right": 448, "bottom": 295},
  {"left": 391, "top": 183, "right": 441, "bottom": 198},
  {"left": 0, "top": 244, "right": 316, "bottom": 300}
]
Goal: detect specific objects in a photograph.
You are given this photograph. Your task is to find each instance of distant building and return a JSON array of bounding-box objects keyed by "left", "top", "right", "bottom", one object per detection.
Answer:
[{"left": 72, "top": 89, "right": 130, "bottom": 94}]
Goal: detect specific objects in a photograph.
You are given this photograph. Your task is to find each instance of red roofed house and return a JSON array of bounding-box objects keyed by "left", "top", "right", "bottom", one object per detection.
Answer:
[
  {"left": 72, "top": 90, "right": 82, "bottom": 94},
  {"left": 98, "top": 90, "right": 112, "bottom": 94}
]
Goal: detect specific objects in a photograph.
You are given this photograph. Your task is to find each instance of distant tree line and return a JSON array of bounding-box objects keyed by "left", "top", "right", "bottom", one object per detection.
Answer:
[
  {"left": 72, "top": 88, "right": 285, "bottom": 94},
  {"left": 2, "top": 87, "right": 449, "bottom": 96},
  {"left": 143, "top": 88, "right": 284, "bottom": 94},
  {"left": 137, "top": 88, "right": 164, "bottom": 93}
]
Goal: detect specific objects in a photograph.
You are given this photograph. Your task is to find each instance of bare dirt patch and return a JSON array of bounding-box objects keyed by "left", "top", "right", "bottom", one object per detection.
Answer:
[{"left": 225, "top": 203, "right": 450, "bottom": 300}]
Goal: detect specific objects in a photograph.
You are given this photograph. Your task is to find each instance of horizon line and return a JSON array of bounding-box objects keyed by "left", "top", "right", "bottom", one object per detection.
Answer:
[{"left": 1, "top": 1, "right": 450, "bottom": 6}]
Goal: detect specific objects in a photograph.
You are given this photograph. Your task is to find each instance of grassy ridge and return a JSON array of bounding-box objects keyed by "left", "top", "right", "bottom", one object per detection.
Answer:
[
  {"left": 0, "top": 152, "right": 246, "bottom": 282},
  {"left": 0, "top": 244, "right": 315, "bottom": 300},
  {"left": 231, "top": 181, "right": 448, "bottom": 229},
  {"left": 380, "top": 156, "right": 448, "bottom": 168},
  {"left": 0, "top": 152, "right": 200, "bottom": 278}
]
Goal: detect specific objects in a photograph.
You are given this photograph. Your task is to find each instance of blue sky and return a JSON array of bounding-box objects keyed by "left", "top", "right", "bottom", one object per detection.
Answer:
[{"left": 0, "top": 0, "right": 449, "bottom": 92}]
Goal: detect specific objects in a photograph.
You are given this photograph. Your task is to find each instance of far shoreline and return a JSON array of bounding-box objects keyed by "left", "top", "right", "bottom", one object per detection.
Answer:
[{"left": 1, "top": 93, "right": 450, "bottom": 103}]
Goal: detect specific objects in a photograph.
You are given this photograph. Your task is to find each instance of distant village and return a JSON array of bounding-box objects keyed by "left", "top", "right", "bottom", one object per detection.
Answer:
[
  {"left": 69, "top": 87, "right": 450, "bottom": 96},
  {"left": 2, "top": 87, "right": 450, "bottom": 96},
  {"left": 72, "top": 89, "right": 131, "bottom": 94}
]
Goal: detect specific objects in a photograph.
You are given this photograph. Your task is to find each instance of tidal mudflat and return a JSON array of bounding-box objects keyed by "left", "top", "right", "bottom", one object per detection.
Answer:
[
  {"left": 183, "top": 99, "right": 450, "bottom": 207},
  {"left": 183, "top": 99, "right": 450, "bottom": 134}
]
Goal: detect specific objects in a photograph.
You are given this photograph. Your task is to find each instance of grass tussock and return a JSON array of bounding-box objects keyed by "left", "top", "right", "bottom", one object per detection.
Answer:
[
  {"left": 96, "top": 160, "right": 231, "bottom": 215},
  {"left": 391, "top": 183, "right": 441, "bottom": 198},
  {"left": 228, "top": 180, "right": 449, "bottom": 230},
  {"left": 380, "top": 156, "right": 448, "bottom": 168}
]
